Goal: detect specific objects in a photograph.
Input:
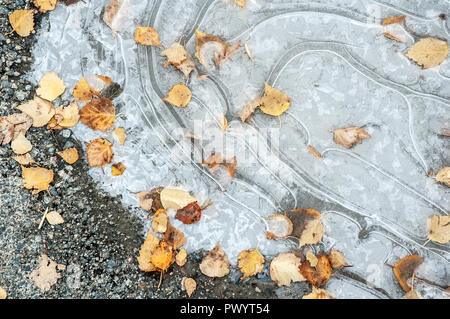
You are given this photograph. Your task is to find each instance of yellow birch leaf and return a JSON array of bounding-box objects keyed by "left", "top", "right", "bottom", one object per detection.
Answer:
[
  {"left": 160, "top": 187, "right": 198, "bottom": 210},
  {"left": 328, "top": 248, "right": 347, "bottom": 269},
  {"left": 112, "top": 127, "right": 126, "bottom": 145},
  {"left": 152, "top": 209, "right": 168, "bottom": 233},
  {"left": 163, "top": 83, "right": 192, "bottom": 108},
  {"left": 333, "top": 126, "right": 372, "bottom": 148},
  {"left": 436, "top": 167, "right": 450, "bottom": 187},
  {"left": 11, "top": 132, "right": 32, "bottom": 155},
  {"left": 29, "top": 254, "right": 64, "bottom": 292},
  {"left": 12, "top": 153, "right": 35, "bottom": 166},
  {"left": 33, "top": 0, "right": 58, "bottom": 13},
  {"left": 151, "top": 241, "right": 173, "bottom": 271},
  {"left": 54, "top": 100, "right": 80, "bottom": 128},
  {"left": 234, "top": 0, "right": 246, "bottom": 7},
  {"left": 405, "top": 37, "right": 449, "bottom": 69},
  {"left": 270, "top": 253, "right": 305, "bottom": 287},
  {"left": 73, "top": 77, "right": 95, "bottom": 101},
  {"left": 183, "top": 278, "right": 196, "bottom": 297},
  {"left": 56, "top": 148, "right": 79, "bottom": 164},
  {"left": 427, "top": 215, "right": 450, "bottom": 244},
  {"left": 0, "top": 286, "right": 6, "bottom": 299},
  {"left": 259, "top": 83, "right": 291, "bottom": 116},
  {"left": 17, "top": 96, "right": 55, "bottom": 128},
  {"left": 302, "top": 287, "right": 335, "bottom": 299},
  {"left": 9, "top": 10, "right": 34, "bottom": 37},
  {"left": 134, "top": 26, "right": 161, "bottom": 46},
  {"left": 137, "top": 231, "right": 159, "bottom": 272},
  {"left": 22, "top": 165, "right": 54, "bottom": 194},
  {"left": 176, "top": 248, "right": 187, "bottom": 267},
  {"left": 36, "top": 72, "right": 66, "bottom": 102},
  {"left": 199, "top": 243, "right": 230, "bottom": 278},
  {"left": 161, "top": 43, "right": 196, "bottom": 79},
  {"left": 238, "top": 249, "right": 265, "bottom": 280},
  {"left": 79, "top": 97, "right": 115, "bottom": 132},
  {"left": 46, "top": 211, "right": 64, "bottom": 225},
  {"left": 111, "top": 162, "right": 126, "bottom": 176},
  {"left": 84, "top": 138, "right": 113, "bottom": 167}
]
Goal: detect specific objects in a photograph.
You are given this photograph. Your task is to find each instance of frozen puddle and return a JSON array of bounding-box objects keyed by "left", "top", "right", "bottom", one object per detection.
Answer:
[{"left": 31, "top": 0, "right": 449, "bottom": 298}]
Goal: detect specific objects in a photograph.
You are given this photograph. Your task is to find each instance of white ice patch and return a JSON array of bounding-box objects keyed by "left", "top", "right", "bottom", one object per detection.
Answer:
[{"left": 31, "top": 0, "right": 449, "bottom": 298}]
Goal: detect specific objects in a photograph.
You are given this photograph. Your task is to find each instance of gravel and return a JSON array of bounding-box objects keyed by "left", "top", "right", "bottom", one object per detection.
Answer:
[{"left": 0, "top": 0, "right": 288, "bottom": 299}]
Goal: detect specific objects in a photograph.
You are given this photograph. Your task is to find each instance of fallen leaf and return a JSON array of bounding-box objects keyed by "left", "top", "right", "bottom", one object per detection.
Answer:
[
  {"left": 270, "top": 253, "right": 305, "bottom": 287},
  {"left": 84, "top": 138, "right": 113, "bottom": 167},
  {"left": 221, "top": 115, "right": 228, "bottom": 133},
  {"left": 22, "top": 165, "right": 54, "bottom": 194},
  {"left": 151, "top": 241, "right": 173, "bottom": 271},
  {"left": 403, "top": 288, "right": 422, "bottom": 299},
  {"left": 307, "top": 145, "right": 322, "bottom": 159},
  {"left": 0, "top": 117, "right": 14, "bottom": 145},
  {"left": 163, "top": 83, "right": 192, "bottom": 108},
  {"left": 328, "top": 248, "right": 347, "bottom": 269},
  {"left": 8, "top": 113, "right": 33, "bottom": 139},
  {"left": 202, "top": 152, "right": 237, "bottom": 178},
  {"left": 29, "top": 254, "right": 64, "bottom": 292},
  {"left": 152, "top": 209, "right": 168, "bottom": 233},
  {"left": 234, "top": 0, "right": 246, "bottom": 7},
  {"left": 163, "top": 221, "right": 187, "bottom": 250},
  {"left": 183, "top": 277, "right": 196, "bottom": 297},
  {"left": 57, "top": 148, "right": 79, "bottom": 164},
  {"left": 160, "top": 187, "right": 198, "bottom": 210},
  {"left": 46, "top": 211, "right": 64, "bottom": 225},
  {"left": 112, "top": 127, "right": 126, "bottom": 145},
  {"left": 17, "top": 96, "right": 55, "bottom": 128},
  {"left": 382, "top": 15, "right": 405, "bottom": 26},
  {"left": 238, "top": 249, "right": 264, "bottom": 280},
  {"left": 137, "top": 231, "right": 160, "bottom": 272},
  {"left": 195, "top": 30, "right": 240, "bottom": 68},
  {"left": 302, "top": 287, "right": 335, "bottom": 299},
  {"left": 161, "top": 43, "right": 196, "bottom": 79},
  {"left": 11, "top": 132, "right": 32, "bottom": 155},
  {"left": 259, "top": 83, "right": 291, "bottom": 116},
  {"left": 333, "top": 126, "right": 372, "bottom": 148},
  {"left": 134, "top": 26, "right": 161, "bottom": 46},
  {"left": 137, "top": 187, "right": 164, "bottom": 213},
  {"left": 175, "top": 202, "right": 202, "bottom": 224},
  {"left": 384, "top": 32, "right": 403, "bottom": 42},
  {"left": 405, "top": 37, "right": 449, "bottom": 69},
  {"left": 199, "top": 243, "right": 230, "bottom": 278},
  {"left": 305, "top": 250, "right": 318, "bottom": 267},
  {"left": 33, "top": 0, "right": 58, "bottom": 13},
  {"left": 286, "top": 208, "right": 324, "bottom": 248},
  {"left": 9, "top": 9, "right": 34, "bottom": 37},
  {"left": 0, "top": 286, "right": 6, "bottom": 299},
  {"left": 111, "top": 162, "right": 126, "bottom": 176},
  {"left": 53, "top": 100, "right": 80, "bottom": 128},
  {"left": 79, "top": 97, "right": 115, "bottom": 131},
  {"left": 176, "top": 248, "right": 187, "bottom": 267},
  {"left": 393, "top": 254, "right": 424, "bottom": 292},
  {"left": 73, "top": 77, "right": 97, "bottom": 101},
  {"left": 426, "top": 215, "right": 450, "bottom": 244},
  {"left": 436, "top": 167, "right": 450, "bottom": 187},
  {"left": 299, "top": 254, "right": 332, "bottom": 287},
  {"left": 36, "top": 72, "right": 66, "bottom": 102},
  {"left": 103, "top": 0, "right": 128, "bottom": 35},
  {"left": 12, "top": 153, "right": 35, "bottom": 165},
  {"left": 266, "top": 214, "right": 293, "bottom": 239}
]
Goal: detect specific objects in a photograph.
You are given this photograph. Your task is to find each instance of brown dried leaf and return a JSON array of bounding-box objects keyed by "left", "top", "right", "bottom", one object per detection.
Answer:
[
  {"left": 57, "top": 148, "right": 79, "bottom": 164},
  {"left": 259, "top": 83, "right": 291, "bottom": 116},
  {"left": 183, "top": 277, "right": 197, "bottom": 297},
  {"left": 202, "top": 152, "right": 237, "bottom": 178},
  {"left": 36, "top": 72, "right": 66, "bottom": 102},
  {"left": 0, "top": 117, "right": 14, "bottom": 145},
  {"left": 199, "top": 243, "right": 230, "bottom": 278},
  {"left": 307, "top": 145, "right": 322, "bottom": 159},
  {"left": 382, "top": 15, "right": 405, "bottom": 26},
  {"left": 7, "top": 113, "right": 33, "bottom": 139},
  {"left": 17, "top": 96, "right": 55, "bottom": 128},
  {"left": 9, "top": 9, "right": 34, "bottom": 37},
  {"left": 111, "top": 162, "right": 126, "bottom": 176},
  {"left": 137, "top": 187, "right": 163, "bottom": 213},
  {"left": 302, "top": 287, "right": 335, "bottom": 299},
  {"left": 134, "top": 26, "right": 161, "bottom": 47},
  {"left": 238, "top": 249, "right": 264, "bottom": 280},
  {"left": 383, "top": 32, "right": 404, "bottom": 42},
  {"left": 286, "top": 208, "right": 324, "bottom": 248},
  {"left": 195, "top": 30, "right": 240, "bottom": 68},
  {"left": 299, "top": 254, "right": 332, "bottom": 288},
  {"left": 270, "top": 252, "right": 305, "bottom": 287},
  {"left": 11, "top": 132, "right": 32, "bottom": 155},
  {"left": 393, "top": 254, "right": 424, "bottom": 292},
  {"left": 328, "top": 248, "right": 347, "bottom": 269},
  {"left": 163, "top": 221, "right": 186, "bottom": 250},
  {"left": 84, "top": 138, "right": 113, "bottom": 168},
  {"left": 405, "top": 37, "right": 449, "bottom": 69},
  {"left": 22, "top": 165, "right": 54, "bottom": 194},
  {"left": 163, "top": 83, "right": 192, "bottom": 108},
  {"left": 137, "top": 231, "right": 159, "bottom": 272},
  {"left": 79, "top": 97, "right": 115, "bottom": 131},
  {"left": 266, "top": 214, "right": 293, "bottom": 239},
  {"left": 436, "top": 167, "right": 450, "bottom": 187},
  {"left": 29, "top": 254, "right": 64, "bottom": 292},
  {"left": 239, "top": 97, "right": 261, "bottom": 123},
  {"left": 427, "top": 215, "right": 450, "bottom": 244},
  {"left": 333, "top": 126, "right": 372, "bottom": 148},
  {"left": 161, "top": 43, "right": 196, "bottom": 79},
  {"left": 175, "top": 201, "right": 202, "bottom": 224},
  {"left": 160, "top": 187, "right": 198, "bottom": 210},
  {"left": 46, "top": 211, "right": 64, "bottom": 225},
  {"left": 176, "top": 248, "right": 187, "bottom": 267},
  {"left": 152, "top": 209, "right": 168, "bottom": 233},
  {"left": 73, "top": 77, "right": 97, "bottom": 101},
  {"left": 33, "top": 0, "right": 58, "bottom": 13}
]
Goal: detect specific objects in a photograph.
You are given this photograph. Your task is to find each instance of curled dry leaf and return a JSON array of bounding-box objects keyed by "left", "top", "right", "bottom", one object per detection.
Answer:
[
  {"left": 302, "top": 287, "right": 335, "bottom": 299},
  {"left": 259, "top": 83, "right": 291, "bottom": 117},
  {"left": 299, "top": 254, "right": 332, "bottom": 288},
  {"left": 183, "top": 278, "right": 197, "bottom": 297},
  {"left": 12, "top": 153, "right": 35, "bottom": 166},
  {"left": 161, "top": 43, "right": 196, "bottom": 79},
  {"left": 151, "top": 241, "right": 174, "bottom": 271},
  {"left": 333, "top": 126, "right": 372, "bottom": 148},
  {"left": 79, "top": 97, "right": 115, "bottom": 131},
  {"left": 270, "top": 253, "right": 305, "bottom": 287},
  {"left": 17, "top": 96, "right": 55, "bottom": 128},
  {"left": 57, "top": 148, "right": 79, "bottom": 164},
  {"left": 73, "top": 77, "right": 98, "bottom": 101},
  {"left": 29, "top": 254, "right": 64, "bottom": 292},
  {"left": 103, "top": 0, "right": 128, "bottom": 35},
  {"left": 202, "top": 152, "right": 237, "bottom": 178},
  {"left": 238, "top": 249, "right": 265, "bottom": 280},
  {"left": 11, "top": 132, "right": 32, "bottom": 155},
  {"left": 134, "top": 26, "right": 161, "bottom": 47},
  {"left": 9, "top": 9, "right": 34, "bottom": 37},
  {"left": 405, "top": 37, "right": 449, "bottom": 69},
  {"left": 286, "top": 208, "right": 324, "bottom": 248},
  {"left": 160, "top": 187, "right": 198, "bottom": 210},
  {"left": 46, "top": 211, "right": 64, "bottom": 225},
  {"left": 163, "top": 83, "right": 192, "bottom": 108},
  {"left": 36, "top": 72, "right": 66, "bottom": 102},
  {"left": 427, "top": 215, "right": 450, "bottom": 244},
  {"left": 195, "top": 30, "right": 240, "bottom": 68},
  {"left": 152, "top": 209, "right": 168, "bottom": 233},
  {"left": 84, "top": 138, "right": 113, "bottom": 168},
  {"left": 33, "top": 0, "right": 58, "bottom": 13},
  {"left": 382, "top": 15, "right": 405, "bottom": 26},
  {"left": 175, "top": 201, "right": 202, "bottom": 224},
  {"left": 0, "top": 286, "right": 6, "bottom": 299},
  {"left": 393, "top": 254, "right": 424, "bottom": 292},
  {"left": 137, "top": 186, "right": 163, "bottom": 213},
  {"left": 137, "top": 231, "right": 159, "bottom": 272},
  {"left": 307, "top": 145, "right": 322, "bottom": 159},
  {"left": 436, "top": 167, "right": 450, "bottom": 187},
  {"left": 384, "top": 32, "right": 403, "bottom": 43},
  {"left": 239, "top": 98, "right": 261, "bottom": 123},
  {"left": 111, "top": 162, "right": 126, "bottom": 176},
  {"left": 176, "top": 248, "right": 187, "bottom": 267},
  {"left": 22, "top": 165, "right": 54, "bottom": 194},
  {"left": 200, "top": 243, "right": 231, "bottom": 278},
  {"left": 112, "top": 127, "right": 126, "bottom": 145},
  {"left": 328, "top": 248, "right": 347, "bottom": 270},
  {"left": 163, "top": 221, "right": 186, "bottom": 250},
  {"left": 266, "top": 214, "right": 293, "bottom": 240}
]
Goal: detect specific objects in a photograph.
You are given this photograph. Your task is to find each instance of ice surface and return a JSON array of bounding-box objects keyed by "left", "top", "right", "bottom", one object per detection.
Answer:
[{"left": 30, "top": 0, "right": 449, "bottom": 298}]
